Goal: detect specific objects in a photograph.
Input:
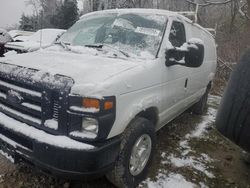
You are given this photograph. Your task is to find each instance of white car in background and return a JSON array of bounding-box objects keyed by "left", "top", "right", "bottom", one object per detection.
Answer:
[
  {"left": 5, "top": 29, "right": 65, "bottom": 54},
  {"left": 8, "top": 30, "right": 34, "bottom": 42}
]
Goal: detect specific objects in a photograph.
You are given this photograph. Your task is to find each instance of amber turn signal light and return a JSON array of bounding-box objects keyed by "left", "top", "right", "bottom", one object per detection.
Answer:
[
  {"left": 82, "top": 98, "right": 100, "bottom": 109},
  {"left": 104, "top": 101, "right": 114, "bottom": 110}
]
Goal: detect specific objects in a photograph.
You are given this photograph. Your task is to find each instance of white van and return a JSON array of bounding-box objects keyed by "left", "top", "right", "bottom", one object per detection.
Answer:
[{"left": 0, "top": 9, "right": 216, "bottom": 187}]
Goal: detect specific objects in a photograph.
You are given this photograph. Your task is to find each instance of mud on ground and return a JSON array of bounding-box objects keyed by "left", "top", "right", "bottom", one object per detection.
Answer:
[{"left": 0, "top": 95, "right": 249, "bottom": 188}]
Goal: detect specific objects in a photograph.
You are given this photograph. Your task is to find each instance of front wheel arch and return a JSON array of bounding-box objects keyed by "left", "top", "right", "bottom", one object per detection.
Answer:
[{"left": 136, "top": 107, "right": 159, "bottom": 127}]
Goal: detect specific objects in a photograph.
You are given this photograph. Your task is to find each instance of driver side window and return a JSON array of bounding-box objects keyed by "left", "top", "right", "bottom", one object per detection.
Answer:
[{"left": 169, "top": 21, "right": 186, "bottom": 47}]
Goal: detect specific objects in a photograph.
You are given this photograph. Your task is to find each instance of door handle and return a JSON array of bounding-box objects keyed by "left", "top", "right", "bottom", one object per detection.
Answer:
[{"left": 184, "top": 78, "right": 188, "bottom": 88}]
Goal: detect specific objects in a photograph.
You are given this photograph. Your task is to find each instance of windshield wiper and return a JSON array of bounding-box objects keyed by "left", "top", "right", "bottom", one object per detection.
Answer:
[
  {"left": 85, "top": 44, "right": 130, "bottom": 58},
  {"left": 84, "top": 44, "right": 103, "bottom": 49},
  {"left": 102, "top": 44, "right": 130, "bottom": 58},
  {"left": 55, "top": 41, "right": 70, "bottom": 51}
]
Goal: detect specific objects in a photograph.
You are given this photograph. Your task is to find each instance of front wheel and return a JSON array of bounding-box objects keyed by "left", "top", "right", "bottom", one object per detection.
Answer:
[{"left": 106, "top": 117, "right": 156, "bottom": 188}]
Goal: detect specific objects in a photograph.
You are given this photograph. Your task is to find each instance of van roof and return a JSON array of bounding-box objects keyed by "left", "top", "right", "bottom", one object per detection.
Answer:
[{"left": 80, "top": 8, "right": 180, "bottom": 19}]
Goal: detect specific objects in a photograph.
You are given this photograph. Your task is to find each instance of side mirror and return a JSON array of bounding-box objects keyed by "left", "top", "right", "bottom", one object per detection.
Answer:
[{"left": 165, "top": 38, "right": 204, "bottom": 68}]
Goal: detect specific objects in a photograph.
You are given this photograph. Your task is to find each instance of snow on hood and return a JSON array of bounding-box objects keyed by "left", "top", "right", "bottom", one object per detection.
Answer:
[{"left": 0, "top": 49, "right": 139, "bottom": 96}]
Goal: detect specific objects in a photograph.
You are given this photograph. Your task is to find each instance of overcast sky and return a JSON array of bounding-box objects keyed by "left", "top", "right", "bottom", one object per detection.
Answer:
[
  {"left": 0, "top": 0, "right": 33, "bottom": 29},
  {"left": 0, "top": 0, "right": 83, "bottom": 29}
]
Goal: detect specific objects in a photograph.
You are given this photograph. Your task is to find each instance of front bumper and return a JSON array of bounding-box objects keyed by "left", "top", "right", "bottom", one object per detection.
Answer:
[{"left": 0, "top": 113, "right": 121, "bottom": 179}]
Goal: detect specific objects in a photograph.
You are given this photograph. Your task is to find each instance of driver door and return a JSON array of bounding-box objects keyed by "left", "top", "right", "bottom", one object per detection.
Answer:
[{"left": 161, "top": 19, "right": 190, "bottom": 125}]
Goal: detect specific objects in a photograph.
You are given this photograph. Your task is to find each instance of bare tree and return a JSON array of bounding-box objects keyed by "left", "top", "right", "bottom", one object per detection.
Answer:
[
  {"left": 25, "top": 0, "right": 41, "bottom": 17},
  {"left": 229, "top": 0, "right": 239, "bottom": 31},
  {"left": 247, "top": 0, "right": 250, "bottom": 17},
  {"left": 239, "top": 0, "right": 250, "bottom": 20}
]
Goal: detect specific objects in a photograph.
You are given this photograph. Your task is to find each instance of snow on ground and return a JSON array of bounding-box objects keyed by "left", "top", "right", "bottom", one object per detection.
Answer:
[
  {"left": 142, "top": 95, "right": 221, "bottom": 187},
  {"left": 0, "top": 150, "right": 14, "bottom": 163},
  {"left": 167, "top": 154, "right": 215, "bottom": 179},
  {"left": 144, "top": 173, "right": 197, "bottom": 188}
]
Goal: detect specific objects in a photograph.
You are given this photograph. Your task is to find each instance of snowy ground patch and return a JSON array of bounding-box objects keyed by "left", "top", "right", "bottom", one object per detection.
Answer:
[
  {"left": 144, "top": 173, "right": 197, "bottom": 188},
  {"left": 0, "top": 150, "right": 14, "bottom": 163},
  {"left": 163, "top": 103, "right": 217, "bottom": 177},
  {"left": 141, "top": 95, "right": 221, "bottom": 188},
  {"left": 167, "top": 154, "right": 215, "bottom": 179}
]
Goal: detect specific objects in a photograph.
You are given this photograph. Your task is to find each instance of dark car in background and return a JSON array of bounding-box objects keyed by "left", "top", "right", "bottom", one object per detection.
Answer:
[{"left": 0, "top": 29, "right": 12, "bottom": 57}]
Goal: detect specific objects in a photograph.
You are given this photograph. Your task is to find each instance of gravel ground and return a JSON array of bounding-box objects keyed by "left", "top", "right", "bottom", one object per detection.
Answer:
[{"left": 0, "top": 94, "right": 249, "bottom": 188}]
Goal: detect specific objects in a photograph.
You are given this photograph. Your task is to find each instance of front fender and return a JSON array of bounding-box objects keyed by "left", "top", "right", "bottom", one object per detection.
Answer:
[{"left": 107, "top": 87, "right": 162, "bottom": 139}]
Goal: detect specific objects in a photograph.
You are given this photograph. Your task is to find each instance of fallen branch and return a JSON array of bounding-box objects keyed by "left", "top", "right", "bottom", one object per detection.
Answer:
[
  {"left": 239, "top": 2, "right": 250, "bottom": 20},
  {"left": 186, "top": 0, "right": 232, "bottom": 7}
]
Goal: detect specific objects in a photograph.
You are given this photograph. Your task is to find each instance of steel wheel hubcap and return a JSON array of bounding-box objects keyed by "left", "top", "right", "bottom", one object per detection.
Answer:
[{"left": 129, "top": 134, "right": 152, "bottom": 176}]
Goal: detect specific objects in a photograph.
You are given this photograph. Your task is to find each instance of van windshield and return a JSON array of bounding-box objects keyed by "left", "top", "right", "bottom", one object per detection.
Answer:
[{"left": 58, "top": 13, "right": 167, "bottom": 58}]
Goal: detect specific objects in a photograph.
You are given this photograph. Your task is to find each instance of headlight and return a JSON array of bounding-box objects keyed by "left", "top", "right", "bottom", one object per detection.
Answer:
[
  {"left": 70, "top": 117, "right": 99, "bottom": 139},
  {"left": 68, "top": 96, "right": 116, "bottom": 141},
  {"left": 82, "top": 117, "right": 99, "bottom": 135}
]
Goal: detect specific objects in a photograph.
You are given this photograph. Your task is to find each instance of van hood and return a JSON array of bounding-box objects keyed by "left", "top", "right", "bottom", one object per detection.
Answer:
[{"left": 0, "top": 49, "right": 139, "bottom": 95}]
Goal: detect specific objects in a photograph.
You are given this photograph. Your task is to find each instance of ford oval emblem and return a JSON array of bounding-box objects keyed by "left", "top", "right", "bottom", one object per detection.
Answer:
[{"left": 6, "top": 90, "right": 23, "bottom": 105}]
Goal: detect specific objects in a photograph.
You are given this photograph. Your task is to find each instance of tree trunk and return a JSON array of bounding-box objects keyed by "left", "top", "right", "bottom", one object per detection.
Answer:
[
  {"left": 138, "top": 0, "right": 142, "bottom": 7},
  {"left": 247, "top": 0, "right": 250, "bottom": 17}
]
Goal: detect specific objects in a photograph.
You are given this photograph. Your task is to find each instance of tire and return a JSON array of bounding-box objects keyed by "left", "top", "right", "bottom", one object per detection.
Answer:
[
  {"left": 106, "top": 117, "right": 156, "bottom": 188},
  {"left": 191, "top": 88, "right": 209, "bottom": 115},
  {"left": 216, "top": 48, "right": 250, "bottom": 153}
]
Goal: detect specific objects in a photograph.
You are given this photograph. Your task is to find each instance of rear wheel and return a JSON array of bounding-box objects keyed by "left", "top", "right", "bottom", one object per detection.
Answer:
[
  {"left": 106, "top": 117, "right": 156, "bottom": 188},
  {"left": 191, "top": 88, "right": 209, "bottom": 115}
]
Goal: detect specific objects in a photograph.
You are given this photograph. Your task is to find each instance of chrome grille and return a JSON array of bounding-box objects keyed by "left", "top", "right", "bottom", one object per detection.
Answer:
[
  {"left": 0, "top": 78, "right": 42, "bottom": 126},
  {"left": 0, "top": 63, "right": 74, "bottom": 134},
  {"left": 53, "top": 100, "right": 60, "bottom": 121}
]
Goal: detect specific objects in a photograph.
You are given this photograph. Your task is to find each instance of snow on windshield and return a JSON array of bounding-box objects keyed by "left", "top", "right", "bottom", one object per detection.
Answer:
[{"left": 59, "top": 13, "right": 167, "bottom": 58}]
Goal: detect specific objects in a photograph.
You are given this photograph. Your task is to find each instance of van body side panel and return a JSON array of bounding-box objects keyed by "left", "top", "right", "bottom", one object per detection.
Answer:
[{"left": 183, "top": 21, "right": 217, "bottom": 104}]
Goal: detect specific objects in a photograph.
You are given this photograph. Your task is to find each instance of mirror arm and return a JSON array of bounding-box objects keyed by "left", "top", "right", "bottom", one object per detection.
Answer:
[{"left": 165, "top": 59, "right": 186, "bottom": 67}]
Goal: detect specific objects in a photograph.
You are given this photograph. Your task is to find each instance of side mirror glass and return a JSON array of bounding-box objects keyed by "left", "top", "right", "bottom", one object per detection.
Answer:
[{"left": 165, "top": 38, "right": 204, "bottom": 68}]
